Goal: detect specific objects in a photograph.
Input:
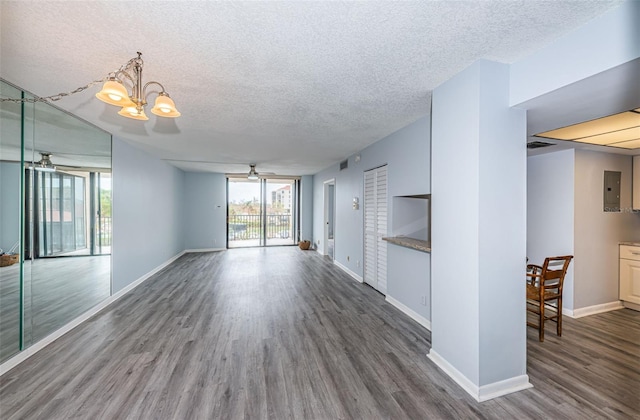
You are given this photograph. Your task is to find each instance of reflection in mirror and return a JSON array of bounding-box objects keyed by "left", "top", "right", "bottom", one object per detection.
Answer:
[
  {"left": 0, "top": 81, "right": 23, "bottom": 362},
  {"left": 0, "top": 79, "right": 112, "bottom": 363}
]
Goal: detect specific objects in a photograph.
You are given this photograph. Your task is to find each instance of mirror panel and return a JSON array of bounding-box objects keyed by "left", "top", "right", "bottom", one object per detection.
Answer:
[
  {"left": 0, "top": 81, "right": 23, "bottom": 361},
  {"left": 0, "top": 79, "right": 112, "bottom": 363}
]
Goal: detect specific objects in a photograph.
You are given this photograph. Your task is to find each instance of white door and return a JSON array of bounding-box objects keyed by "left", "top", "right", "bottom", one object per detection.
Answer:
[{"left": 364, "top": 165, "right": 387, "bottom": 294}]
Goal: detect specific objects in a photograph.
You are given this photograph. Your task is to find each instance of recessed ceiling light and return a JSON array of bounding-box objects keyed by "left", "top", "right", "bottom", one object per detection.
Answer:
[
  {"left": 608, "top": 138, "right": 640, "bottom": 149},
  {"left": 535, "top": 112, "right": 640, "bottom": 140},
  {"left": 567, "top": 126, "right": 640, "bottom": 146}
]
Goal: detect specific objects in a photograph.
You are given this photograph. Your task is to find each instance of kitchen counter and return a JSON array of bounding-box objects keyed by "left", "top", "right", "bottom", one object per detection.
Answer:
[{"left": 382, "top": 236, "right": 431, "bottom": 253}]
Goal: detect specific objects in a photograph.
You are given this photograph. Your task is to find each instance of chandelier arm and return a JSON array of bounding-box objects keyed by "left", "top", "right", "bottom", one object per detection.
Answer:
[
  {"left": 115, "top": 70, "right": 135, "bottom": 85},
  {"left": 117, "top": 57, "right": 139, "bottom": 74},
  {"left": 142, "top": 81, "right": 167, "bottom": 99}
]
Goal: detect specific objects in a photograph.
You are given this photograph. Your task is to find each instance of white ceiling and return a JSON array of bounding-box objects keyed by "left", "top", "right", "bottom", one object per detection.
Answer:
[{"left": 0, "top": 1, "right": 625, "bottom": 175}]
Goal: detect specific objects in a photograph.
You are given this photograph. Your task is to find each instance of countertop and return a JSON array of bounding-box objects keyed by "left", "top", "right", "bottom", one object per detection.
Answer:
[
  {"left": 620, "top": 242, "right": 640, "bottom": 247},
  {"left": 382, "top": 236, "right": 431, "bottom": 253}
]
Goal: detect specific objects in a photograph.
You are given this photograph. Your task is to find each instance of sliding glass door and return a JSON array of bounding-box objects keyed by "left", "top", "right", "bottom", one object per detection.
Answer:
[
  {"left": 33, "top": 170, "right": 86, "bottom": 256},
  {"left": 25, "top": 169, "right": 111, "bottom": 258},
  {"left": 227, "top": 178, "right": 263, "bottom": 248},
  {"left": 265, "top": 179, "right": 296, "bottom": 246},
  {"left": 227, "top": 177, "right": 299, "bottom": 248}
]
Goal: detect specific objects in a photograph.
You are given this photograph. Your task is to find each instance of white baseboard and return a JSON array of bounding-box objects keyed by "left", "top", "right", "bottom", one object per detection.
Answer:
[
  {"left": 0, "top": 250, "right": 186, "bottom": 376},
  {"left": 427, "top": 349, "right": 533, "bottom": 402},
  {"left": 184, "top": 248, "right": 226, "bottom": 253},
  {"left": 385, "top": 295, "right": 431, "bottom": 330},
  {"left": 316, "top": 247, "right": 325, "bottom": 256},
  {"left": 334, "top": 260, "right": 363, "bottom": 283},
  {"left": 622, "top": 301, "right": 640, "bottom": 311},
  {"left": 478, "top": 374, "right": 533, "bottom": 402},
  {"left": 563, "top": 301, "right": 624, "bottom": 318}
]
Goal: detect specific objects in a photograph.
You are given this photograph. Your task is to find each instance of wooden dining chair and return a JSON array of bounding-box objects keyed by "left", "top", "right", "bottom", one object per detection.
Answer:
[{"left": 526, "top": 255, "right": 573, "bottom": 342}]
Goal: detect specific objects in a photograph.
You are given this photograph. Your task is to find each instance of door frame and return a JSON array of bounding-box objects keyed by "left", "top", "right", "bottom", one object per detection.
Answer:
[{"left": 323, "top": 178, "right": 335, "bottom": 258}]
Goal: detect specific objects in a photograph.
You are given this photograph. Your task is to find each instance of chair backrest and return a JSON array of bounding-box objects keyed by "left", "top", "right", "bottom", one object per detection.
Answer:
[{"left": 540, "top": 255, "right": 573, "bottom": 294}]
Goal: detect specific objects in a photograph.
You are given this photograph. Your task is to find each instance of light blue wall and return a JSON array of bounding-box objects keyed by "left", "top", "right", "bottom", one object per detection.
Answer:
[
  {"left": 527, "top": 149, "right": 575, "bottom": 310},
  {"left": 0, "top": 162, "right": 21, "bottom": 252},
  {"left": 184, "top": 172, "right": 227, "bottom": 249},
  {"left": 300, "top": 175, "right": 313, "bottom": 241},
  {"left": 431, "top": 60, "right": 527, "bottom": 389},
  {"left": 111, "top": 137, "right": 185, "bottom": 293},
  {"left": 387, "top": 245, "right": 431, "bottom": 321},
  {"left": 510, "top": 0, "right": 639, "bottom": 105},
  {"left": 181, "top": 174, "right": 314, "bottom": 249},
  {"left": 312, "top": 116, "right": 430, "bottom": 317}
]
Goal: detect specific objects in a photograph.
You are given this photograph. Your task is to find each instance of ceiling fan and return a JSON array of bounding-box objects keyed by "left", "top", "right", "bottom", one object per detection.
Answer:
[
  {"left": 226, "top": 163, "right": 276, "bottom": 179},
  {"left": 30, "top": 152, "right": 107, "bottom": 172},
  {"left": 164, "top": 159, "right": 275, "bottom": 178},
  {"left": 34, "top": 152, "right": 56, "bottom": 172}
]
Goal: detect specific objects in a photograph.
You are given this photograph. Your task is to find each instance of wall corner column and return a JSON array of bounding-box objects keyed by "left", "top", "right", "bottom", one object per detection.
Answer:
[{"left": 429, "top": 59, "right": 530, "bottom": 401}]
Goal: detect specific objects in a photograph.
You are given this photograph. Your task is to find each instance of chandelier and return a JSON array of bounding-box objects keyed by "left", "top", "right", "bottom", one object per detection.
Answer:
[
  {"left": 96, "top": 52, "right": 180, "bottom": 120},
  {"left": 0, "top": 52, "right": 180, "bottom": 121}
]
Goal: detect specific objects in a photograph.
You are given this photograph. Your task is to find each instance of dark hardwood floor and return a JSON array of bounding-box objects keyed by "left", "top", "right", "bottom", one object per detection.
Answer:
[{"left": 0, "top": 247, "right": 638, "bottom": 419}]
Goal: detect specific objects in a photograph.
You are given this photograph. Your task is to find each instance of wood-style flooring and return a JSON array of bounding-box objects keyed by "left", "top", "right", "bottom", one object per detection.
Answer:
[
  {"left": 0, "top": 247, "right": 638, "bottom": 419},
  {"left": 0, "top": 256, "right": 110, "bottom": 363}
]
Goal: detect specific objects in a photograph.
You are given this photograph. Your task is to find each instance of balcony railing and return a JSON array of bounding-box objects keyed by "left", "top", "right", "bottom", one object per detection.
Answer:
[{"left": 228, "top": 214, "right": 292, "bottom": 241}]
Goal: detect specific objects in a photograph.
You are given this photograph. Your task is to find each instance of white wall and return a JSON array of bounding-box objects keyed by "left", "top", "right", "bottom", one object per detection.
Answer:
[
  {"left": 183, "top": 172, "right": 227, "bottom": 249},
  {"left": 111, "top": 137, "right": 185, "bottom": 293},
  {"left": 573, "top": 150, "right": 640, "bottom": 309},
  {"left": 312, "top": 116, "right": 431, "bottom": 318},
  {"left": 527, "top": 149, "right": 576, "bottom": 310}
]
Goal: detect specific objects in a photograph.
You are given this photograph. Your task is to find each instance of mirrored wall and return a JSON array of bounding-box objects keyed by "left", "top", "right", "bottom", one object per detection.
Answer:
[{"left": 0, "top": 79, "right": 112, "bottom": 363}]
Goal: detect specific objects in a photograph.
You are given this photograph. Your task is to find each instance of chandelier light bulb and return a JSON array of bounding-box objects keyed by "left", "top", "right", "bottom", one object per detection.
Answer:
[
  {"left": 118, "top": 106, "right": 149, "bottom": 121},
  {"left": 151, "top": 93, "right": 181, "bottom": 117},
  {"left": 96, "top": 79, "right": 134, "bottom": 107}
]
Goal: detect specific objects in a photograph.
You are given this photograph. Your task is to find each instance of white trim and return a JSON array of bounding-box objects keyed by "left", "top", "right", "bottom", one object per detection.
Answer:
[
  {"left": 622, "top": 301, "right": 640, "bottom": 311},
  {"left": 562, "top": 301, "right": 624, "bottom": 318},
  {"left": 386, "top": 295, "right": 431, "bottom": 330},
  {"left": 0, "top": 251, "right": 185, "bottom": 376},
  {"left": 184, "top": 248, "right": 226, "bottom": 253},
  {"left": 334, "top": 260, "right": 363, "bottom": 283},
  {"left": 323, "top": 178, "right": 336, "bottom": 259},
  {"left": 477, "top": 375, "right": 533, "bottom": 402},
  {"left": 316, "top": 247, "right": 325, "bottom": 256},
  {"left": 427, "top": 350, "right": 533, "bottom": 402}
]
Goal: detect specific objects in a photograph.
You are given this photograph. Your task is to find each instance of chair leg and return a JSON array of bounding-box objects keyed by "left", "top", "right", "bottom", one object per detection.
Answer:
[
  {"left": 539, "top": 299, "right": 545, "bottom": 342},
  {"left": 557, "top": 298, "right": 562, "bottom": 337}
]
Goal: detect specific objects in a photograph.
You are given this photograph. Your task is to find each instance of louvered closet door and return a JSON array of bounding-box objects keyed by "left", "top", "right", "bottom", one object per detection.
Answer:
[{"left": 363, "top": 165, "right": 388, "bottom": 294}]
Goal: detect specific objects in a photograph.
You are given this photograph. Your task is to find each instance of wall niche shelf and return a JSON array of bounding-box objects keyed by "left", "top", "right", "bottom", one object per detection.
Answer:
[
  {"left": 383, "top": 236, "right": 431, "bottom": 253},
  {"left": 386, "top": 193, "right": 431, "bottom": 253}
]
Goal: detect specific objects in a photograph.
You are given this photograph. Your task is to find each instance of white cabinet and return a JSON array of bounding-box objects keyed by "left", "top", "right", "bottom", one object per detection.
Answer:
[
  {"left": 620, "top": 244, "right": 640, "bottom": 310},
  {"left": 633, "top": 156, "right": 640, "bottom": 210}
]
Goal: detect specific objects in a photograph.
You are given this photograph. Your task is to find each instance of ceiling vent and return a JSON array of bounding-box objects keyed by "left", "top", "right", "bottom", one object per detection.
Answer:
[
  {"left": 340, "top": 159, "right": 348, "bottom": 170},
  {"left": 527, "top": 141, "right": 555, "bottom": 149}
]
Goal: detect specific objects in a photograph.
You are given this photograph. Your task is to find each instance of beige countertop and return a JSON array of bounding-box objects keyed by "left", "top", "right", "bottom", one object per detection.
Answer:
[
  {"left": 620, "top": 242, "right": 640, "bottom": 247},
  {"left": 382, "top": 236, "right": 431, "bottom": 253}
]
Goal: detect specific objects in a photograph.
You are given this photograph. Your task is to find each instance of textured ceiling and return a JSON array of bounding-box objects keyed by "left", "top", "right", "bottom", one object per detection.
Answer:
[{"left": 0, "top": 1, "right": 624, "bottom": 175}]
